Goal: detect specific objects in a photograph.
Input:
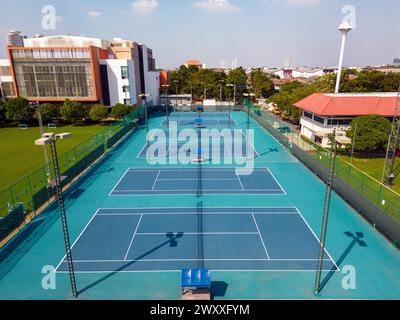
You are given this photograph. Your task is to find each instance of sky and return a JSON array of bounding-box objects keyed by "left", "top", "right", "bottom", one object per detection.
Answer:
[{"left": 0, "top": 0, "right": 399, "bottom": 69}]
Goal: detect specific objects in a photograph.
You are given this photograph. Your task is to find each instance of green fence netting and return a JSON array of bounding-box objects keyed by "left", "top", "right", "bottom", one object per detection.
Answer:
[
  {"left": 248, "top": 103, "right": 400, "bottom": 224},
  {"left": 0, "top": 105, "right": 146, "bottom": 242}
]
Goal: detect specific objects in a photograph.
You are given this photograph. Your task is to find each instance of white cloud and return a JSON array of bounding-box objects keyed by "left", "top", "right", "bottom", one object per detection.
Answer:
[
  {"left": 284, "top": 0, "right": 319, "bottom": 4},
  {"left": 194, "top": 0, "right": 240, "bottom": 12},
  {"left": 267, "top": 0, "right": 320, "bottom": 5},
  {"left": 87, "top": 11, "right": 102, "bottom": 18},
  {"left": 132, "top": 0, "right": 159, "bottom": 14}
]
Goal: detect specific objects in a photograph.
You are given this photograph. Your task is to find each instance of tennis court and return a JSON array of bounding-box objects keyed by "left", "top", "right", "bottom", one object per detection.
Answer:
[
  {"left": 137, "top": 139, "right": 259, "bottom": 159},
  {"left": 56, "top": 207, "right": 337, "bottom": 273},
  {"left": 109, "top": 167, "right": 285, "bottom": 195},
  {"left": 160, "top": 112, "right": 238, "bottom": 127},
  {"left": 1, "top": 111, "right": 400, "bottom": 300}
]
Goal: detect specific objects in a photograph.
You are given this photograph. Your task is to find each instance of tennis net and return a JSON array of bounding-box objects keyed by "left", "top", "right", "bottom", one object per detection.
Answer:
[{"left": 196, "top": 128, "right": 204, "bottom": 269}]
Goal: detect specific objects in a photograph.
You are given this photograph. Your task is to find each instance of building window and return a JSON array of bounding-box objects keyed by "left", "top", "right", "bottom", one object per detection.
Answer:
[
  {"left": 314, "top": 135, "right": 323, "bottom": 144},
  {"left": 122, "top": 85, "right": 130, "bottom": 93},
  {"left": 327, "top": 118, "right": 352, "bottom": 126},
  {"left": 314, "top": 115, "right": 325, "bottom": 124},
  {"left": 123, "top": 98, "right": 131, "bottom": 105},
  {"left": 303, "top": 111, "right": 313, "bottom": 119},
  {"left": 121, "top": 66, "right": 129, "bottom": 79}
]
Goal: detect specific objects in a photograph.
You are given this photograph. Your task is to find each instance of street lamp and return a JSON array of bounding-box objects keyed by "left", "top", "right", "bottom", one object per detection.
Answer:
[
  {"left": 173, "top": 80, "right": 179, "bottom": 111},
  {"left": 161, "top": 84, "right": 170, "bottom": 127},
  {"left": 219, "top": 80, "right": 225, "bottom": 103},
  {"left": 138, "top": 93, "right": 151, "bottom": 144},
  {"left": 34, "top": 132, "right": 78, "bottom": 298},
  {"left": 203, "top": 84, "right": 213, "bottom": 101},
  {"left": 31, "top": 101, "right": 51, "bottom": 184},
  {"left": 226, "top": 84, "right": 236, "bottom": 127},
  {"left": 335, "top": 21, "right": 352, "bottom": 93}
]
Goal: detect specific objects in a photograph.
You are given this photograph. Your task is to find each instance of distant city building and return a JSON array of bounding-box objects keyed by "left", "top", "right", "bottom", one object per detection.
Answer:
[
  {"left": 184, "top": 60, "right": 204, "bottom": 69},
  {"left": 295, "top": 92, "right": 398, "bottom": 147},
  {"left": 6, "top": 30, "right": 25, "bottom": 47},
  {"left": 266, "top": 67, "right": 336, "bottom": 79},
  {"left": 393, "top": 58, "right": 400, "bottom": 67},
  {"left": 0, "top": 59, "right": 15, "bottom": 100},
  {"left": 5, "top": 33, "right": 160, "bottom": 107},
  {"left": 284, "top": 58, "right": 292, "bottom": 69}
]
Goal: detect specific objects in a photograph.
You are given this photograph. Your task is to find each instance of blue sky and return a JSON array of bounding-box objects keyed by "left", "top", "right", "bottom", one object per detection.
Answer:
[{"left": 0, "top": 0, "right": 399, "bottom": 69}]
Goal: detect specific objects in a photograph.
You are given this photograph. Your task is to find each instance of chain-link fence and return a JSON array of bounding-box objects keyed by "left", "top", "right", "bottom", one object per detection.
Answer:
[
  {"left": 0, "top": 105, "right": 145, "bottom": 242},
  {"left": 248, "top": 102, "right": 400, "bottom": 237}
]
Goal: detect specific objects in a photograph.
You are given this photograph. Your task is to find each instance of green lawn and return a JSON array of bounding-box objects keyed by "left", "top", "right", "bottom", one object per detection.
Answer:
[
  {"left": 0, "top": 124, "right": 105, "bottom": 191},
  {"left": 338, "top": 154, "right": 400, "bottom": 194}
]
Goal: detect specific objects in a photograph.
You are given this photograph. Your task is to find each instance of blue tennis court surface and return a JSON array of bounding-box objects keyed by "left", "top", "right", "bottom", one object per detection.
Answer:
[
  {"left": 56, "top": 207, "right": 337, "bottom": 273},
  {"left": 137, "top": 140, "right": 259, "bottom": 159},
  {"left": 109, "top": 167, "right": 285, "bottom": 195},
  {"left": 160, "top": 112, "right": 238, "bottom": 127}
]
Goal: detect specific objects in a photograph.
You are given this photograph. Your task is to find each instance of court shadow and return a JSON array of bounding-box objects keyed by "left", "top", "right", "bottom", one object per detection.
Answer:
[
  {"left": 211, "top": 281, "right": 228, "bottom": 299},
  {"left": 77, "top": 231, "right": 185, "bottom": 296},
  {"left": 253, "top": 148, "right": 279, "bottom": 160},
  {"left": 318, "top": 231, "right": 367, "bottom": 292},
  {"left": 65, "top": 188, "right": 86, "bottom": 200}
]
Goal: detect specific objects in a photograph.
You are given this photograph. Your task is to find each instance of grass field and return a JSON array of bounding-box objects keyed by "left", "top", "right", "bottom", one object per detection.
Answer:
[
  {"left": 0, "top": 124, "right": 105, "bottom": 191},
  {"left": 338, "top": 154, "right": 400, "bottom": 194}
]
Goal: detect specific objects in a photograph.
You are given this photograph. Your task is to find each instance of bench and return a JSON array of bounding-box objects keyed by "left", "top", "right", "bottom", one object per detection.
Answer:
[{"left": 18, "top": 124, "right": 28, "bottom": 129}]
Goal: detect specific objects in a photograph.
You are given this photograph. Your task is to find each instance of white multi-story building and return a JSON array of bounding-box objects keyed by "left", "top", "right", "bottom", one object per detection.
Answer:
[
  {"left": 100, "top": 59, "right": 137, "bottom": 107},
  {"left": 294, "top": 92, "right": 398, "bottom": 148},
  {"left": 0, "top": 59, "right": 15, "bottom": 100},
  {"left": 5, "top": 33, "right": 160, "bottom": 107}
]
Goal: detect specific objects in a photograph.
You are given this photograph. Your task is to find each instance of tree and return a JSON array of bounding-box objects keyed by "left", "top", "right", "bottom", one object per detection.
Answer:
[
  {"left": 250, "top": 70, "right": 275, "bottom": 98},
  {"left": 89, "top": 104, "right": 108, "bottom": 122},
  {"left": 226, "top": 67, "right": 248, "bottom": 104},
  {"left": 5, "top": 97, "right": 34, "bottom": 122},
  {"left": 0, "top": 100, "right": 6, "bottom": 122},
  {"left": 110, "top": 103, "right": 131, "bottom": 119},
  {"left": 38, "top": 103, "right": 59, "bottom": 122},
  {"left": 268, "top": 81, "right": 316, "bottom": 123},
  {"left": 60, "top": 99, "right": 87, "bottom": 125},
  {"left": 346, "top": 115, "right": 392, "bottom": 151}
]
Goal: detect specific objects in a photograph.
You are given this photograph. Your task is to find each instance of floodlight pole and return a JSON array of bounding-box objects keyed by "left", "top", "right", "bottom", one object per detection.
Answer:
[
  {"left": 219, "top": 80, "right": 225, "bottom": 103},
  {"left": 350, "top": 121, "right": 357, "bottom": 165},
  {"left": 314, "top": 129, "right": 337, "bottom": 294},
  {"left": 335, "top": 22, "right": 352, "bottom": 94},
  {"left": 139, "top": 93, "right": 151, "bottom": 144},
  {"left": 36, "top": 133, "right": 78, "bottom": 298},
  {"left": 31, "top": 101, "right": 51, "bottom": 184},
  {"left": 243, "top": 94, "right": 255, "bottom": 160},
  {"left": 162, "top": 84, "right": 170, "bottom": 127}
]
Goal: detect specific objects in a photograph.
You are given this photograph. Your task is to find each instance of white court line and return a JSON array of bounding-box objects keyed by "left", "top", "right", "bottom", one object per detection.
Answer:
[
  {"left": 112, "top": 188, "right": 283, "bottom": 192},
  {"left": 60, "top": 257, "right": 335, "bottom": 263},
  {"left": 55, "top": 208, "right": 101, "bottom": 271},
  {"left": 56, "top": 269, "right": 335, "bottom": 274},
  {"left": 96, "top": 212, "right": 298, "bottom": 216},
  {"left": 251, "top": 213, "right": 271, "bottom": 260},
  {"left": 151, "top": 170, "right": 161, "bottom": 191},
  {"left": 294, "top": 207, "right": 340, "bottom": 272},
  {"left": 135, "top": 232, "right": 259, "bottom": 236},
  {"left": 126, "top": 167, "right": 272, "bottom": 172},
  {"left": 136, "top": 142, "right": 148, "bottom": 159},
  {"left": 265, "top": 167, "right": 287, "bottom": 196},
  {"left": 236, "top": 173, "right": 244, "bottom": 190},
  {"left": 108, "top": 168, "right": 130, "bottom": 196},
  {"left": 123, "top": 214, "right": 143, "bottom": 261},
  {"left": 157, "top": 178, "right": 239, "bottom": 181}
]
